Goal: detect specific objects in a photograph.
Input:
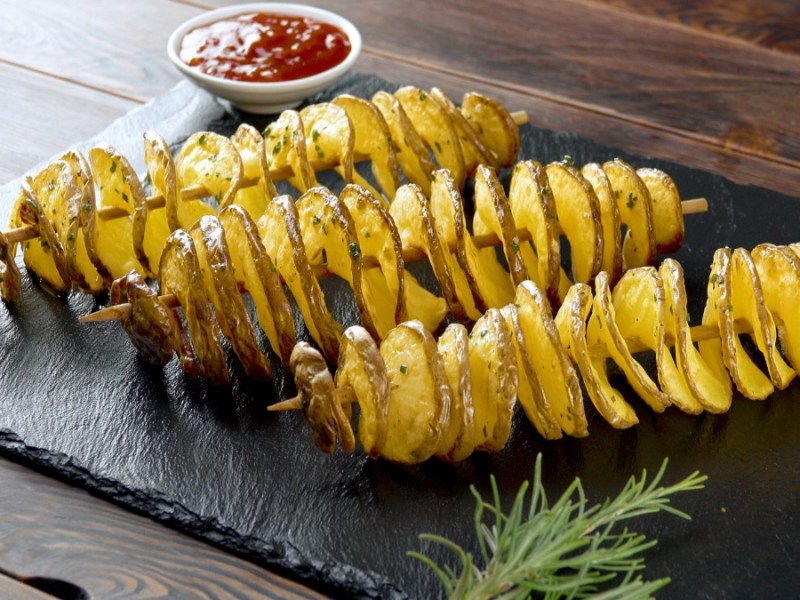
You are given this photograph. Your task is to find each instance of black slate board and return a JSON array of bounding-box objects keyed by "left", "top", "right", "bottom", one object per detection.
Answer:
[{"left": 1, "top": 73, "right": 800, "bottom": 599}]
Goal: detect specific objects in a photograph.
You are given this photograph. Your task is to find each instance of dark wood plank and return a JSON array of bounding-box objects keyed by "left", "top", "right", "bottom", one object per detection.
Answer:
[
  {"left": 0, "top": 457, "right": 325, "bottom": 599},
  {"left": 590, "top": 0, "right": 800, "bottom": 54},
  {"left": 0, "top": 63, "right": 137, "bottom": 184}
]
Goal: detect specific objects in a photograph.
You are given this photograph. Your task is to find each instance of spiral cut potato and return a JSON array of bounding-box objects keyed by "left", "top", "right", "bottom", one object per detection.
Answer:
[
  {"left": 0, "top": 87, "right": 521, "bottom": 302},
  {"left": 98, "top": 148, "right": 694, "bottom": 389},
  {"left": 283, "top": 243, "right": 800, "bottom": 464}
]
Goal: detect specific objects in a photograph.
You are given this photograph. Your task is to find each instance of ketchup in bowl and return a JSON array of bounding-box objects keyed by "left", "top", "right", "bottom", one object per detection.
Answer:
[{"left": 179, "top": 12, "right": 352, "bottom": 83}]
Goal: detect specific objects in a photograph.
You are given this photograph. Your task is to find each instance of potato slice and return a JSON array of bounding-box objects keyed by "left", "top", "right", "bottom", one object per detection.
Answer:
[
  {"left": 752, "top": 244, "right": 800, "bottom": 372},
  {"left": 580, "top": 162, "right": 622, "bottom": 285},
  {"left": 394, "top": 86, "right": 466, "bottom": 188},
  {"left": 545, "top": 161, "right": 603, "bottom": 285},
  {"left": 190, "top": 215, "right": 272, "bottom": 381},
  {"left": 659, "top": 258, "right": 731, "bottom": 413},
  {"left": 258, "top": 195, "right": 342, "bottom": 360},
  {"left": 515, "top": 280, "right": 587, "bottom": 437},
  {"left": 158, "top": 229, "right": 228, "bottom": 386},
  {"left": 15, "top": 161, "right": 80, "bottom": 293},
  {"left": 637, "top": 167, "right": 684, "bottom": 253},
  {"left": 468, "top": 308, "right": 518, "bottom": 451},
  {"left": 472, "top": 165, "right": 528, "bottom": 287},
  {"left": 332, "top": 95, "right": 401, "bottom": 199},
  {"left": 60, "top": 150, "right": 105, "bottom": 294},
  {"left": 429, "top": 87, "right": 492, "bottom": 176},
  {"left": 231, "top": 123, "right": 278, "bottom": 218},
  {"left": 219, "top": 205, "right": 295, "bottom": 365},
  {"left": 110, "top": 270, "right": 179, "bottom": 368},
  {"left": 0, "top": 231, "right": 21, "bottom": 302},
  {"left": 603, "top": 158, "right": 656, "bottom": 269},
  {"left": 612, "top": 267, "right": 702, "bottom": 414},
  {"left": 300, "top": 102, "right": 355, "bottom": 184},
  {"left": 176, "top": 131, "right": 243, "bottom": 210},
  {"left": 592, "top": 271, "right": 671, "bottom": 412},
  {"left": 290, "top": 342, "right": 354, "bottom": 454},
  {"left": 263, "top": 110, "right": 317, "bottom": 192},
  {"left": 335, "top": 326, "right": 389, "bottom": 458},
  {"left": 507, "top": 160, "right": 561, "bottom": 305},
  {"left": 389, "top": 183, "right": 468, "bottom": 322},
  {"left": 435, "top": 323, "right": 476, "bottom": 462},
  {"left": 430, "top": 169, "right": 515, "bottom": 316},
  {"left": 372, "top": 91, "right": 436, "bottom": 195},
  {"left": 700, "top": 247, "right": 778, "bottom": 399},
  {"left": 379, "top": 321, "right": 450, "bottom": 464},
  {"left": 295, "top": 186, "right": 378, "bottom": 339},
  {"left": 730, "top": 248, "right": 793, "bottom": 391},
  {"left": 142, "top": 132, "right": 186, "bottom": 276},
  {"left": 556, "top": 283, "right": 638, "bottom": 429},
  {"left": 460, "top": 91, "right": 520, "bottom": 169},
  {"left": 501, "top": 303, "right": 562, "bottom": 439},
  {"left": 90, "top": 144, "right": 150, "bottom": 277}
]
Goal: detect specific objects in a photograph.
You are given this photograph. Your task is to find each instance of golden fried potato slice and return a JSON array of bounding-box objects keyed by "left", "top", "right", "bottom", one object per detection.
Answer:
[
  {"left": 515, "top": 280, "right": 587, "bottom": 437},
  {"left": 580, "top": 162, "right": 622, "bottom": 285},
  {"left": 507, "top": 160, "right": 561, "bottom": 305},
  {"left": 258, "top": 195, "right": 342, "bottom": 360},
  {"left": 592, "top": 271, "right": 671, "bottom": 412},
  {"left": 700, "top": 247, "right": 776, "bottom": 399},
  {"left": 603, "top": 158, "right": 656, "bottom": 269},
  {"left": 231, "top": 123, "right": 277, "bottom": 218},
  {"left": 430, "top": 169, "right": 515, "bottom": 316},
  {"left": 379, "top": 321, "right": 450, "bottom": 464},
  {"left": 637, "top": 167, "right": 684, "bottom": 254},
  {"left": 218, "top": 205, "right": 296, "bottom": 365},
  {"left": 460, "top": 91, "right": 520, "bottom": 169},
  {"left": 752, "top": 244, "right": 800, "bottom": 372},
  {"left": 60, "top": 150, "right": 105, "bottom": 293},
  {"left": 659, "top": 259, "right": 731, "bottom": 413},
  {"left": 335, "top": 325, "right": 389, "bottom": 458},
  {"left": 190, "top": 215, "right": 272, "bottom": 381},
  {"left": 295, "top": 186, "right": 379, "bottom": 339},
  {"left": 290, "top": 342, "right": 354, "bottom": 454},
  {"left": 300, "top": 102, "right": 355, "bottom": 184},
  {"left": 545, "top": 161, "right": 603, "bottom": 285},
  {"left": 14, "top": 161, "right": 79, "bottom": 293},
  {"left": 730, "top": 248, "right": 794, "bottom": 389},
  {"left": 468, "top": 308, "right": 518, "bottom": 451},
  {"left": 435, "top": 323, "right": 476, "bottom": 462},
  {"left": 90, "top": 144, "right": 150, "bottom": 277},
  {"left": 372, "top": 91, "right": 436, "bottom": 195},
  {"left": 430, "top": 87, "right": 492, "bottom": 176},
  {"left": 389, "top": 183, "right": 468, "bottom": 322},
  {"left": 394, "top": 86, "right": 466, "bottom": 188},
  {"left": 340, "top": 184, "right": 420, "bottom": 336},
  {"left": 501, "top": 303, "right": 562, "bottom": 439},
  {"left": 159, "top": 229, "right": 228, "bottom": 386},
  {"left": 472, "top": 165, "right": 528, "bottom": 287},
  {"left": 613, "top": 267, "right": 702, "bottom": 414},
  {"left": 263, "top": 110, "right": 317, "bottom": 192},
  {"left": 332, "top": 95, "right": 402, "bottom": 199},
  {"left": 556, "top": 283, "right": 638, "bottom": 429},
  {"left": 142, "top": 132, "right": 184, "bottom": 277},
  {"left": 176, "top": 131, "right": 243, "bottom": 211}
]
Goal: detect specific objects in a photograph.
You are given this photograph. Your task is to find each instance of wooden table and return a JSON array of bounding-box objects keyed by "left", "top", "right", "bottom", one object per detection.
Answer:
[{"left": 1, "top": 1, "right": 798, "bottom": 597}]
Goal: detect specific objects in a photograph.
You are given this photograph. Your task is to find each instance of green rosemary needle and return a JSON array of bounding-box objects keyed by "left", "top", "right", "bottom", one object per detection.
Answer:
[{"left": 410, "top": 454, "right": 706, "bottom": 599}]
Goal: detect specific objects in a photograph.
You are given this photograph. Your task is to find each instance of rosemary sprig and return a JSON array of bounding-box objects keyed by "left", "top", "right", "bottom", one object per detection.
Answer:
[{"left": 410, "top": 454, "right": 706, "bottom": 599}]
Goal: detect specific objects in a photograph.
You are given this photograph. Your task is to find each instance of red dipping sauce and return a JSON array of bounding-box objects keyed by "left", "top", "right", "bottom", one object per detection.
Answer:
[{"left": 179, "top": 12, "right": 352, "bottom": 83}]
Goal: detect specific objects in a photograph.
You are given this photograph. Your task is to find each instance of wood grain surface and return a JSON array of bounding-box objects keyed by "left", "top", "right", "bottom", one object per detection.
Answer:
[{"left": 2, "top": 1, "right": 800, "bottom": 598}]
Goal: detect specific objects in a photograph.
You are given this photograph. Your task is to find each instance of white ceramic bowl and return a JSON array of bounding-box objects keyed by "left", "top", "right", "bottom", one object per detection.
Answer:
[{"left": 167, "top": 3, "right": 362, "bottom": 114}]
